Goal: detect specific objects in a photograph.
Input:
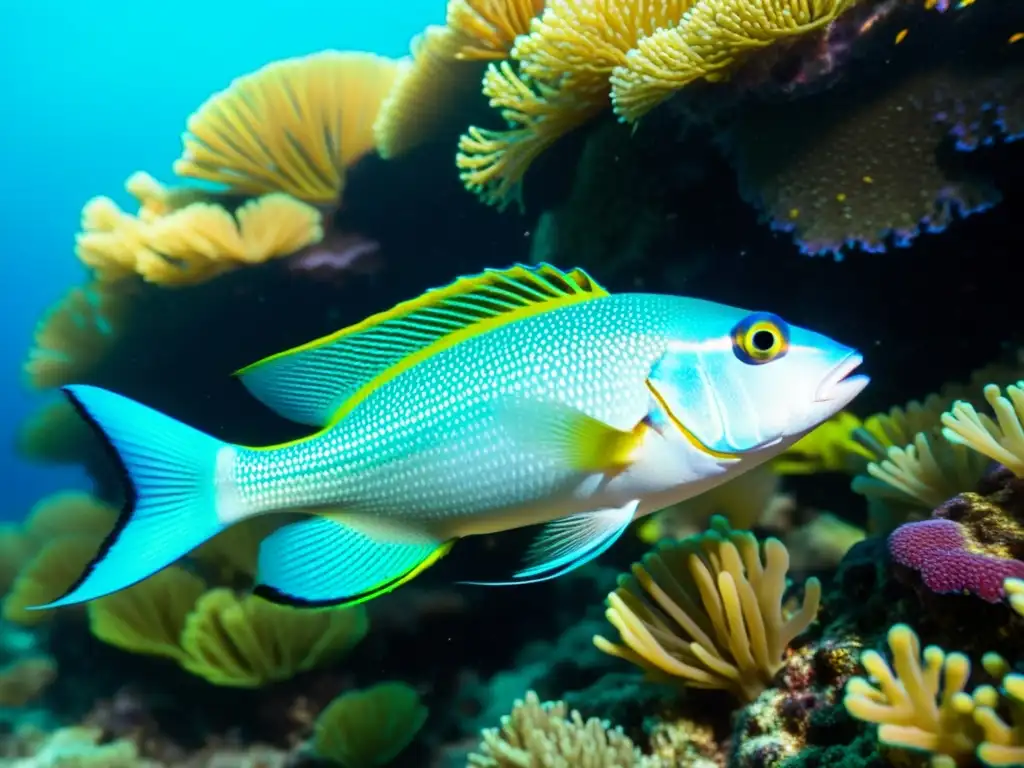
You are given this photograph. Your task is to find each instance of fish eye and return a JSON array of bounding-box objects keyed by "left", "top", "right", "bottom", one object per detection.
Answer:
[{"left": 731, "top": 312, "right": 790, "bottom": 365}]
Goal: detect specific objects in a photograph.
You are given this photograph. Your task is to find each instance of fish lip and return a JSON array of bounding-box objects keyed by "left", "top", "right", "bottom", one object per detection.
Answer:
[{"left": 815, "top": 353, "right": 868, "bottom": 402}]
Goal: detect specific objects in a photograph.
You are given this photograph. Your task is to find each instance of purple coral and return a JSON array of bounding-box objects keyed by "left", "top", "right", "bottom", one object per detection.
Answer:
[{"left": 888, "top": 518, "right": 1024, "bottom": 603}]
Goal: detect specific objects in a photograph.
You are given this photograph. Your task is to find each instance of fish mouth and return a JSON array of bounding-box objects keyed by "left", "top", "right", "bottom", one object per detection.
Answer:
[{"left": 815, "top": 353, "right": 869, "bottom": 403}]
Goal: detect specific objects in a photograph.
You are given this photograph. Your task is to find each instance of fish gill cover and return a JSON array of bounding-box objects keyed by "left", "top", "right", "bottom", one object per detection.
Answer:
[{"left": 2, "top": 0, "right": 1024, "bottom": 765}]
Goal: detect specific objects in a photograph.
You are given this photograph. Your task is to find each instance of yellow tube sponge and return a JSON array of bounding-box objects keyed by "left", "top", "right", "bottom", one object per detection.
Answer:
[
  {"left": 446, "top": 0, "right": 547, "bottom": 61},
  {"left": 468, "top": 689, "right": 659, "bottom": 766},
  {"left": 942, "top": 382, "right": 1024, "bottom": 477},
  {"left": 87, "top": 566, "right": 207, "bottom": 662},
  {"left": 609, "top": 0, "right": 858, "bottom": 122},
  {"left": 844, "top": 624, "right": 979, "bottom": 766},
  {"left": 594, "top": 515, "right": 821, "bottom": 702},
  {"left": 313, "top": 681, "right": 428, "bottom": 767},
  {"left": 2, "top": 535, "right": 105, "bottom": 626},
  {"left": 178, "top": 589, "right": 369, "bottom": 687},
  {"left": 175, "top": 51, "right": 401, "bottom": 203}
]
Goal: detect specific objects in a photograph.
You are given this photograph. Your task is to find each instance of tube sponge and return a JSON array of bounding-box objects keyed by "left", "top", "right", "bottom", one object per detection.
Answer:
[{"left": 175, "top": 51, "right": 402, "bottom": 203}]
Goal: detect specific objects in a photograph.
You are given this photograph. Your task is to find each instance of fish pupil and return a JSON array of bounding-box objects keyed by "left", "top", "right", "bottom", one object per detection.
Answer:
[{"left": 751, "top": 329, "right": 775, "bottom": 352}]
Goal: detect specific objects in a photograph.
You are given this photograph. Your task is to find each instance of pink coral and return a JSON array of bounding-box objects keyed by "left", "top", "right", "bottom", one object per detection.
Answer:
[{"left": 888, "top": 518, "right": 1024, "bottom": 603}]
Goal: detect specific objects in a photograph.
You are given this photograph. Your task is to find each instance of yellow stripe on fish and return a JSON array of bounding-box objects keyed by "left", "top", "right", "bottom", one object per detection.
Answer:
[{"left": 30, "top": 263, "right": 869, "bottom": 613}]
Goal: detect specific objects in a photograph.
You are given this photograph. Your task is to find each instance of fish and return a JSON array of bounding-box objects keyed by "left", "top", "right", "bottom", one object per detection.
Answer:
[{"left": 33, "top": 263, "right": 869, "bottom": 612}]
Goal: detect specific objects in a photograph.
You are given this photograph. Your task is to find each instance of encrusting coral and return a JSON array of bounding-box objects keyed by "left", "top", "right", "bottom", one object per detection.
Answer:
[
  {"left": 593, "top": 516, "right": 821, "bottom": 702},
  {"left": 312, "top": 681, "right": 427, "bottom": 766},
  {"left": 467, "top": 690, "right": 659, "bottom": 767},
  {"left": 175, "top": 51, "right": 401, "bottom": 203}
]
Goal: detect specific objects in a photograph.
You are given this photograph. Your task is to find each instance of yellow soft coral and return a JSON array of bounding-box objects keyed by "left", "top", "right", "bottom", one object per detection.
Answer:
[
  {"left": 178, "top": 589, "right": 369, "bottom": 687},
  {"left": 15, "top": 399, "right": 99, "bottom": 467},
  {"left": 447, "top": 0, "right": 547, "bottom": 60},
  {"left": 609, "top": 0, "right": 859, "bottom": 122},
  {"left": 3, "top": 535, "right": 105, "bottom": 625},
  {"left": 175, "top": 51, "right": 401, "bottom": 203},
  {"left": 942, "top": 382, "right": 1024, "bottom": 477},
  {"left": 467, "top": 690, "right": 658, "bottom": 766},
  {"left": 976, "top": 673, "right": 1024, "bottom": 766},
  {"left": 594, "top": 515, "right": 820, "bottom": 702},
  {"left": 844, "top": 624, "right": 978, "bottom": 766},
  {"left": 0, "top": 656, "right": 57, "bottom": 707},
  {"left": 457, "top": 0, "right": 690, "bottom": 207},
  {"left": 772, "top": 411, "right": 873, "bottom": 475},
  {"left": 313, "top": 682, "right": 428, "bottom": 766},
  {"left": 23, "top": 492, "right": 117, "bottom": 546}
]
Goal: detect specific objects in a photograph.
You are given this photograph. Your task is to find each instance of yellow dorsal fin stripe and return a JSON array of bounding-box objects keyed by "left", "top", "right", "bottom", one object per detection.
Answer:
[{"left": 235, "top": 263, "right": 608, "bottom": 431}]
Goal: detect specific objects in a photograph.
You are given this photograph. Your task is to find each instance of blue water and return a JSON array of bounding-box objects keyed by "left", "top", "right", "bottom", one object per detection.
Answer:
[{"left": 0, "top": 0, "right": 443, "bottom": 518}]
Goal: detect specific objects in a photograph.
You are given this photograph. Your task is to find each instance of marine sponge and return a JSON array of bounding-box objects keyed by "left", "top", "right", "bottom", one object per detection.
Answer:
[
  {"left": 889, "top": 518, "right": 1024, "bottom": 603},
  {"left": 609, "top": 0, "right": 858, "bottom": 122},
  {"left": 725, "top": 66, "right": 1006, "bottom": 257},
  {"left": 178, "top": 588, "right": 369, "bottom": 687},
  {"left": 313, "top": 681, "right": 428, "bottom": 766},
  {"left": 175, "top": 51, "right": 401, "bottom": 203},
  {"left": 593, "top": 515, "right": 821, "bottom": 702},
  {"left": 467, "top": 689, "right": 659, "bottom": 767}
]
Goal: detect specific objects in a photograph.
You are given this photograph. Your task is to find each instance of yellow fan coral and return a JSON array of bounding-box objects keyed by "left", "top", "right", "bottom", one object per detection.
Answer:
[
  {"left": 457, "top": 0, "right": 690, "bottom": 207},
  {"left": 467, "top": 690, "right": 658, "bottom": 767},
  {"left": 88, "top": 566, "right": 207, "bottom": 662},
  {"left": 3, "top": 535, "right": 105, "bottom": 625},
  {"left": 594, "top": 516, "right": 821, "bottom": 702},
  {"left": 447, "top": 0, "right": 547, "bottom": 61},
  {"left": 609, "top": 0, "right": 859, "bottom": 122},
  {"left": 23, "top": 281, "right": 130, "bottom": 389},
  {"left": 23, "top": 492, "right": 117, "bottom": 546},
  {"left": 313, "top": 682, "right": 428, "bottom": 766},
  {"left": 175, "top": 51, "right": 401, "bottom": 203},
  {"left": 178, "top": 588, "right": 369, "bottom": 687}
]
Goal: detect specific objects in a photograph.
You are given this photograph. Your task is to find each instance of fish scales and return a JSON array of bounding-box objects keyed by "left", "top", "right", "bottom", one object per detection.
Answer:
[{"left": 231, "top": 293, "right": 674, "bottom": 521}]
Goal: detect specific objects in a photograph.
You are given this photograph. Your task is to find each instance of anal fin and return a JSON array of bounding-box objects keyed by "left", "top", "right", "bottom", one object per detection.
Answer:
[
  {"left": 254, "top": 517, "right": 454, "bottom": 608},
  {"left": 461, "top": 500, "right": 639, "bottom": 586}
]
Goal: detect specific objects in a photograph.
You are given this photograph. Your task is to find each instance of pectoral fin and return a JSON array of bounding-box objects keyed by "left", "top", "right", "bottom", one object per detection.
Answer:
[
  {"left": 254, "top": 516, "right": 454, "bottom": 608},
  {"left": 496, "top": 398, "right": 649, "bottom": 473},
  {"left": 460, "top": 500, "right": 639, "bottom": 586}
]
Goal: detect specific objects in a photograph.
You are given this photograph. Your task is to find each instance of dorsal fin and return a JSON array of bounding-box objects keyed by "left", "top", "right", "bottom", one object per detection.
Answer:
[{"left": 236, "top": 263, "right": 608, "bottom": 427}]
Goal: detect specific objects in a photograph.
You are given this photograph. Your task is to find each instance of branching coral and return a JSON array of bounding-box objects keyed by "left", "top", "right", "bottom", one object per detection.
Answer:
[
  {"left": 175, "top": 51, "right": 401, "bottom": 203},
  {"left": 844, "top": 624, "right": 979, "bottom": 766},
  {"left": 593, "top": 516, "right": 820, "bottom": 702},
  {"left": 313, "top": 682, "right": 428, "bottom": 766},
  {"left": 844, "top": 625, "right": 1024, "bottom": 767},
  {"left": 467, "top": 690, "right": 659, "bottom": 767},
  {"left": 609, "top": 0, "right": 858, "bottom": 122},
  {"left": 942, "top": 383, "right": 1024, "bottom": 477}
]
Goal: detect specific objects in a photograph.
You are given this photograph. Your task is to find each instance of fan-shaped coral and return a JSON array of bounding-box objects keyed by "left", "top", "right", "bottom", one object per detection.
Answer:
[
  {"left": 3, "top": 535, "right": 106, "bottom": 626},
  {"left": 178, "top": 589, "right": 369, "bottom": 687},
  {"left": 175, "top": 51, "right": 401, "bottom": 203},
  {"left": 609, "top": 0, "right": 858, "bottom": 122},
  {"left": 594, "top": 516, "right": 821, "bottom": 702},
  {"left": 313, "top": 682, "right": 428, "bottom": 766}
]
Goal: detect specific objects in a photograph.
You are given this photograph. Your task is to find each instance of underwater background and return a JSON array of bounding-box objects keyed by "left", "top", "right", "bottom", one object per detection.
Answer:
[{"left": 1, "top": 0, "right": 1024, "bottom": 765}]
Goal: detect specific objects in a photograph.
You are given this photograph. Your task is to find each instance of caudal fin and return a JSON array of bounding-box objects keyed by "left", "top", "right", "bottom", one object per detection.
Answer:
[{"left": 32, "top": 385, "right": 231, "bottom": 610}]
